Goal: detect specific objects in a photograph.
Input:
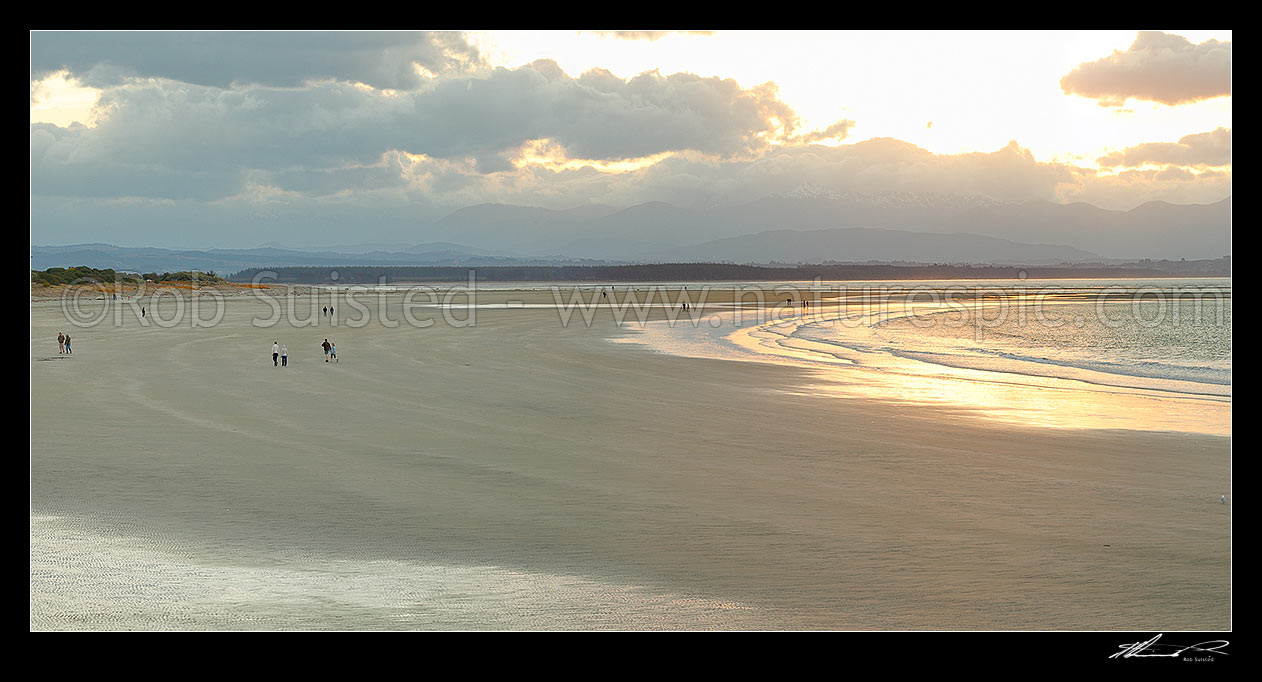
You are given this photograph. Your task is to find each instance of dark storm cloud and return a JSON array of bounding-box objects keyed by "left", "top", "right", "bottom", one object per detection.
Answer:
[
  {"left": 30, "top": 60, "right": 801, "bottom": 201},
  {"left": 31, "top": 134, "right": 1232, "bottom": 249},
  {"left": 1096, "top": 128, "right": 1231, "bottom": 168},
  {"left": 30, "top": 122, "right": 247, "bottom": 201},
  {"left": 30, "top": 31, "right": 484, "bottom": 89},
  {"left": 457, "top": 138, "right": 1078, "bottom": 210},
  {"left": 1060, "top": 31, "right": 1231, "bottom": 107},
  {"left": 30, "top": 34, "right": 1232, "bottom": 249},
  {"left": 406, "top": 62, "right": 796, "bottom": 164},
  {"left": 267, "top": 153, "right": 414, "bottom": 196}
]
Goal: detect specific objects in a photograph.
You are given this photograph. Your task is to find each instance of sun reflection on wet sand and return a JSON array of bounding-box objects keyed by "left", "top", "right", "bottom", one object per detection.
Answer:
[{"left": 622, "top": 293, "right": 1231, "bottom": 436}]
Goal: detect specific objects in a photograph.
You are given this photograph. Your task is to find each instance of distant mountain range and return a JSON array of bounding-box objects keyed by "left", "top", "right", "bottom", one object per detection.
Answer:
[
  {"left": 661, "top": 227, "right": 1098, "bottom": 264},
  {"left": 422, "top": 193, "right": 1230, "bottom": 261},
  {"left": 31, "top": 192, "right": 1231, "bottom": 273},
  {"left": 28, "top": 242, "right": 581, "bottom": 274}
]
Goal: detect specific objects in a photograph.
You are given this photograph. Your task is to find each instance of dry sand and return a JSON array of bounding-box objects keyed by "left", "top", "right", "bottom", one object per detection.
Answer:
[{"left": 29, "top": 290, "right": 1231, "bottom": 630}]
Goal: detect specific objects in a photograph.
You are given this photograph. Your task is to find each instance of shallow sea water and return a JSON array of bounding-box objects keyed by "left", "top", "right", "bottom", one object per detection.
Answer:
[
  {"left": 617, "top": 280, "right": 1231, "bottom": 435},
  {"left": 31, "top": 515, "right": 765, "bottom": 631}
]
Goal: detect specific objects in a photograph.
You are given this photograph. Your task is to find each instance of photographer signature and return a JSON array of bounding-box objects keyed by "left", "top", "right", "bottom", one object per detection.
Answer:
[{"left": 1110, "top": 634, "right": 1229, "bottom": 659}]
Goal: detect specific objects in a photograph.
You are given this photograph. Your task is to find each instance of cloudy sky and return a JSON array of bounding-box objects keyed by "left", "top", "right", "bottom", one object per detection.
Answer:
[{"left": 30, "top": 30, "right": 1231, "bottom": 249}]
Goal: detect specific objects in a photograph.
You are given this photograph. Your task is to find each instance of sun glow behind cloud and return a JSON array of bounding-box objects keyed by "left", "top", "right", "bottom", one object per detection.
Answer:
[
  {"left": 30, "top": 70, "right": 100, "bottom": 127},
  {"left": 513, "top": 138, "right": 673, "bottom": 173},
  {"left": 32, "top": 30, "right": 1231, "bottom": 172},
  {"left": 29, "top": 30, "right": 1231, "bottom": 249},
  {"left": 466, "top": 30, "right": 1231, "bottom": 171}
]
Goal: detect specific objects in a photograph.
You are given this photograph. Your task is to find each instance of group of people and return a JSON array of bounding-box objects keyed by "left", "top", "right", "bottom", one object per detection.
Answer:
[
  {"left": 56, "top": 331, "right": 72, "bottom": 354},
  {"left": 271, "top": 341, "right": 288, "bottom": 366},
  {"left": 270, "top": 339, "right": 337, "bottom": 366}
]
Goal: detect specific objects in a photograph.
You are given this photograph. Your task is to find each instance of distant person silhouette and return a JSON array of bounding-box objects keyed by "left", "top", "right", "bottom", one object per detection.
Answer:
[
  {"left": 272, "top": 341, "right": 280, "bottom": 366},
  {"left": 281, "top": 345, "right": 288, "bottom": 367},
  {"left": 322, "top": 339, "right": 331, "bottom": 362}
]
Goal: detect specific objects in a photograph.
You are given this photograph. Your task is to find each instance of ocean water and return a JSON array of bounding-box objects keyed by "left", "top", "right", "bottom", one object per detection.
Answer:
[
  {"left": 619, "top": 279, "right": 1231, "bottom": 434},
  {"left": 801, "top": 285, "right": 1231, "bottom": 393}
]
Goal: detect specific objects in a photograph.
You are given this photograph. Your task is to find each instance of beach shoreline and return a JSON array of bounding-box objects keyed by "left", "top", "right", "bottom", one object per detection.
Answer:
[{"left": 30, "top": 291, "right": 1231, "bottom": 630}]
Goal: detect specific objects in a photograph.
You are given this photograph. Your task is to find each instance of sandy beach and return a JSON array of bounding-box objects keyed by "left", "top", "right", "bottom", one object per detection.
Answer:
[{"left": 30, "top": 287, "right": 1231, "bottom": 630}]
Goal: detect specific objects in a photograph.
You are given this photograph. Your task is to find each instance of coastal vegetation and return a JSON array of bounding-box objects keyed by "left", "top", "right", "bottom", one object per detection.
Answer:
[
  {"left": 140, "top": 270, "right": 225, "bottom": 283},
  {"left": 31, "top": 266, "right": 141, "bottom": 286},
  {"left": 32, "top": 267, "right": 226, "bottom": 286}
]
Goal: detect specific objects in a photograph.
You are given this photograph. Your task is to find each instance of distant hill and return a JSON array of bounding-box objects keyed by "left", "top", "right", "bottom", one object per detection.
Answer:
[
  {"left": 425, "top": 193, "right": 1230, "bottom": 261},
  {"left": 32, "top": 192, "right": 1231, "bottom": 272},
  {"left": 650, "top": 227, "right": 1099, "bottom": 265},
  {"left": 29, "top": 243, "right": 600, "bottom": 274}
]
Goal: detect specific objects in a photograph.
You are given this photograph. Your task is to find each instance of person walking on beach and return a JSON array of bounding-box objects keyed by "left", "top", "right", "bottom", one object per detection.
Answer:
[
  {"left": 281, "top": 345, "right": 288, "bottom": 367},
  {"left": 330, "top": 342, "right": 337, "bottom": 362},
  {"left": 323, "top": 306, "right": 328, "bottom": 317},
  {"left": 272, "top": 341, "right": 280, "bottom": 367},
  {"left": 142, "top": 306, "right": 146, "bottom": 318},
  {"left": 58, "top": 332, "right": 65, "bottom": 354},
  {"left": 64, "top": 334, "right": 72, "bottom": 354},
  {"left": 322, "top": 339, "right": 331, "bottom": 362}
]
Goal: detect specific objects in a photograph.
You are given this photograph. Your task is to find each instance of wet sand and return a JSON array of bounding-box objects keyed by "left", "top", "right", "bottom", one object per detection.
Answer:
[{"left": 30, "top": 291, "right": 1231, "bottom": 630}]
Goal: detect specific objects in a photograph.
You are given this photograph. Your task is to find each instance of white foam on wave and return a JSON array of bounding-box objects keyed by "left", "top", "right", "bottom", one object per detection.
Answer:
[{"left": 612, "top": 303, "right": 1231, "bottom": 435}]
